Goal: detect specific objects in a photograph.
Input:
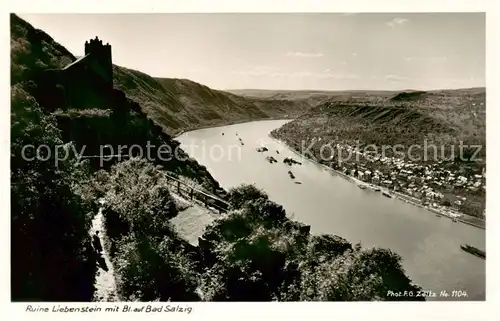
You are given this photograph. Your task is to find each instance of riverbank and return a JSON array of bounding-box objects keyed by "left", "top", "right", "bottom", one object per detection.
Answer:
[
  {"left": 172, "top": 117, "right": 293, "bottom": 138},
  {"left": 270, "top": 136, "right": 485, "bottom": 230},
  {"left": 176, "top": 119, "right": 485, "bottom": 300}
]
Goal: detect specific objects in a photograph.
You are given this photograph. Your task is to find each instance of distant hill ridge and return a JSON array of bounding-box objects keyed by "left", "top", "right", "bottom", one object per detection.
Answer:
[
  {"left": 11, "top": 14, "right": 313, "bottom": 137},
  {"left": 272, "top": 85, "right": 485, "bottom": 162},
  {"left": 10, "top": 13, "right": 225, "bottom": 193},
  {"left": 391, "top": 91, "right": 428, "bottom": 101},
  {"left": 11, "top": 13, "right": 485, "bottom": 141},
  {"left": 113, "top": 67, "right": 313, "bottom": 135}
]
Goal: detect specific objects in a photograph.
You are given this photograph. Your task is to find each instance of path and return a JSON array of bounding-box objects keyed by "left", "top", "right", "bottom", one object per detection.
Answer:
[
  {"left": 170, "top": 193, "right": 220, "bottom": 246},
  {"left": 85, "top": 189, "right": 220, "bottom": 301},
  {"left": 90, "top": 199, "right": 118, "bottom": 302}
]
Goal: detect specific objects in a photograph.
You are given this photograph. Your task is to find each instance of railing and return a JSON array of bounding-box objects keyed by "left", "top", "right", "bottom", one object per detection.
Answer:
[
  {"left": 164, "top": 174, "right": 229, "bottom": 214},
  {"left": 80, "top": 155, "right": 230, "bottom": 213}
]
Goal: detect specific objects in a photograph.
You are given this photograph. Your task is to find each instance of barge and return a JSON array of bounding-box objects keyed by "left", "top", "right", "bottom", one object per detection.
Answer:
[{"left": 460, "top": 244, "right": 485, "bottom": 259}]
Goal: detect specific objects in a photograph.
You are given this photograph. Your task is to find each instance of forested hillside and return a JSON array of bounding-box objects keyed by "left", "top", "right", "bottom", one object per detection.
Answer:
[{"left": 11, "top": 13, "right": 425, "bottom": 302}]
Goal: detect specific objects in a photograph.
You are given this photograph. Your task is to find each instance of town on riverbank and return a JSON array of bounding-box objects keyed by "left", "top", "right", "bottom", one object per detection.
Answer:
[
  {"left": 268, "top": 135, "right": 485, "bottom": 230},
  {"left": 269, "top": 88, "right": 486, "bottom": 228},
  {"left": 11, "top": 12, "right": 487, "bottom": 306}
]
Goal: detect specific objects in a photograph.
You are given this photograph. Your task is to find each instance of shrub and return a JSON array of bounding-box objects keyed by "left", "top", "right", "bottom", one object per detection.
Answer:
[
  {"left": 244, "top": 197, "right": 287, "bottom": 224},
  {"left": 200, "top": 194, "right": 423, "bottom": 302},
  {"left": 93, "top": 158, "right": 178, "bottom": 237},
  {"left": 305, "top": 234, "right": 353, "bottom": 264},
  {"left": 227, "top": 184, "right": 269, "bottom": 209},
  {"left": 83, "top": 158, "right": 201, "bottom": 302},
  {"left": 298, "top": 247, "right": 424, "bottom": 301},
  {"left": 11, "top": 84, "right": 96, "bottom": 301},
  {"left": 114, "top": 235, "right": 199, "bottom": 301}
]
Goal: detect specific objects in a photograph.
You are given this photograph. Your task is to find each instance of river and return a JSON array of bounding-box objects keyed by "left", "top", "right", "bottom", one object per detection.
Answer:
[{"left": 176, "top": 119, "right": 486, "bottom": 301}]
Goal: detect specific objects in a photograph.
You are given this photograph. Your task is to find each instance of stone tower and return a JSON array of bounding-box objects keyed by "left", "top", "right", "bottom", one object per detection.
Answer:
[{"left": 84, "top": 36, "right": 113, "bottom": 86}]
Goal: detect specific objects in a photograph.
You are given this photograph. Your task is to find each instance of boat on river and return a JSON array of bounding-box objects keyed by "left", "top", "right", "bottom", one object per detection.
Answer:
[
  {"left": 175, "top": 119, "right": 487, "bottom": 300},
  {"left": 288, "top": 170, "right": 295, "bottom": 179},
  {"left": 283, "top": 157, "right": 302, "bottom": 166},
  {"left": 460, "top": 244, "right": 485, "bottom": 259},
  {"left": 265, "top": 156, "right": 278, "bottom": 164},
  {"left": 358, "top": 184, "right": 367, "bottom": 189},
  {"left": 382, "top": 191, "right": 392, "bottom": 198}
]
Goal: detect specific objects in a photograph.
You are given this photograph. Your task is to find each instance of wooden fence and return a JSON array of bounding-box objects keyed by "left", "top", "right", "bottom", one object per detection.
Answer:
[
  {"left": 164, "top": 174, "right": 230, "bottom": 214},
  {"left": 80, "top": 155, "right": 230, "bottom": 213}
]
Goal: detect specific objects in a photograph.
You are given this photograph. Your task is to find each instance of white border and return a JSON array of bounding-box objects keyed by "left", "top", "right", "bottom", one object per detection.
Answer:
[{"left": 1, "top": 1, "right": 499, "bottom": 320}]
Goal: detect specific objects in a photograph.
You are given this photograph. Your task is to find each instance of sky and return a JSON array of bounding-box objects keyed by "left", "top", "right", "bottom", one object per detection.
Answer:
[{"left": 18, "top": 13, "right": 485, "bottom": 91}]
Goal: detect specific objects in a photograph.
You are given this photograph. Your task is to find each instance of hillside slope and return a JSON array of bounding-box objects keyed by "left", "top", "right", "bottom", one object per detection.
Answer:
[
  {"left": 11, "top": 12, "right": 236, "bottom": 301},
  {"left": 273, "top": 88, "right": 485, "bottom": 157},
  {"left": 10, "top": 14, "right": 224, "bottom": 192},
  {"left": 112, "top": 68, "right": 312, "bottom": 135},
  {"left": 10, "top": 14, "right": 426, "bottom": 303},
  {"left": 271, "top": 89, "right": 486, "bottom": 217},
  {"left": 11, "top": 14, "right": 95, "bottom": 301},
  {"left": 226, "top": 89, "right": 398, "bottom": 99},
  {"left": 12, "top": 15, "right": 315, "bottom": 138}
]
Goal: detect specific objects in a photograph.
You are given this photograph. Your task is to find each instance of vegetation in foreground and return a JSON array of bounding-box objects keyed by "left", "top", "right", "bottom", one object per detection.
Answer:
[
  {"left": 11, "top": 15, "right": 99, "bottom": 301},
  {"left": 9, "top": 13, "right": 218, "bottom": 301},
  {"left": 83, "top": 158, "right": 424, "bottom": 302},
  {"left": 11, "top": 13, "right": 430, "bottom": 301},
  {"left": 11, "top": 84, "right": 97, "bottom": 301}
]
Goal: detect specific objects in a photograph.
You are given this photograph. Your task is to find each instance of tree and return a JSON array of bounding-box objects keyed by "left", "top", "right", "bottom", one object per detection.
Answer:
[
  {"left": 298, "top": 247, "right": 424, "bottom": 301},
  {"left": 94, "top": 158, "right": 178, "bottom": 238},
  {"left": 114, "top": 235, "right": 199, "bottom": 301},
  {"left": 199, "top": 184, "right": 425, "bottom": 302},
  {"left": 227, "top": 184, "right": 268, "bottom": 210},
  {"left": 11, "top": 84, "right": 96, "bottom": 301},
  {"left": 84, "top": 158, "right": 199, "bottom": 302}
]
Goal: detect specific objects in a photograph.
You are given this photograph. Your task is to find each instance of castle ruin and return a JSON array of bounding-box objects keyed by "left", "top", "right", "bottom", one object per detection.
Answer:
[
  {"left": 60, "top": 36, "right": 113, "bottom": 90},
  {"left": 35, "top": 37, "right": 116, "bottom": 113},
  {"left": 83, "top": 36, "right": 113, "bottom": 85}
]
